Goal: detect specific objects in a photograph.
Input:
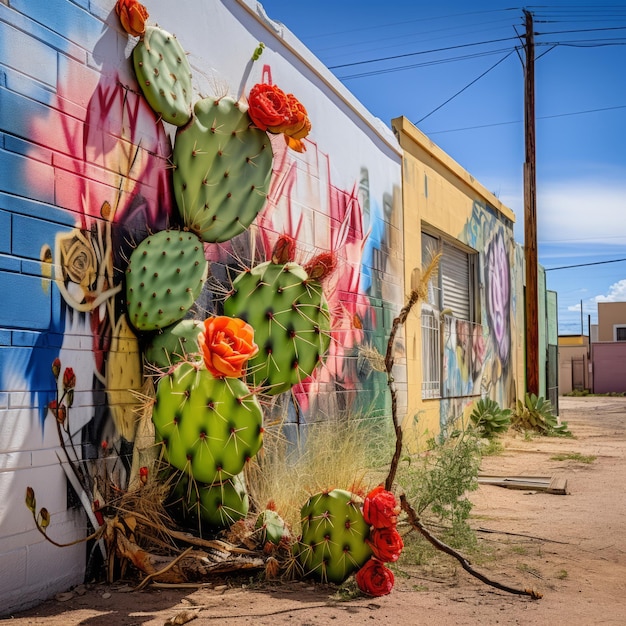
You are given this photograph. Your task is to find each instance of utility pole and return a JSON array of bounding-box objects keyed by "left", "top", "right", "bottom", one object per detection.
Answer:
[{"left": 523, "top": 9, "right": 539, "bottom": 396}]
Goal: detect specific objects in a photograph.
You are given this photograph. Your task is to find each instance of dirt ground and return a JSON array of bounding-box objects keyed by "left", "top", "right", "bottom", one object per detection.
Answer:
[{"left": 6, "top": 396, "right": 626, "bottom": 625}]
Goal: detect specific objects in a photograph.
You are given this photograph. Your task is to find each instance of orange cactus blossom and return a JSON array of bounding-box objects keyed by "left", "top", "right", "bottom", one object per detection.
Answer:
[
  {"left": 115, "top": 0, "right": 149, "bottom": 38},
  {"left": 247, "top": 83, "right": 291, "bottom": 131},
  {"left": 355, "top": 558, "right": 395, "bottom": 597},
  {"left": 199, "top": 316, "right": 259, "bottom": 379},
  {"left": 248, "top": 84, "right": 311, "bottom": 152}
]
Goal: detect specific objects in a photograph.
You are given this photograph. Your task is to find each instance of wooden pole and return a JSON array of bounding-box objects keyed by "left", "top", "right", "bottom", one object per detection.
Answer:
[{"left": 523, "top": 9, "right": 539, "bottom": 396}]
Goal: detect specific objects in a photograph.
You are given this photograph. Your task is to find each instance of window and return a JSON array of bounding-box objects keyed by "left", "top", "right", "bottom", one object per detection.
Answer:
[
  {"left": 614, "top": 325, "right": 626, "bottom": 342},
  {"left": 420, "top": 231, "right": 479, "bottom": 399}
]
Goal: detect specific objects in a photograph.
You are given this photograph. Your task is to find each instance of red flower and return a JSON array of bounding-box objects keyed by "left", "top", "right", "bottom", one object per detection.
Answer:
[
  {"left": 355, "top": 558, "right": 395, "bottom": 597},
  {"left": 368, "top": 526, "right": 404, "bottom": 563},
  {"left": 115, "top": 0, "right": 149, "bottom": 37},
  {"left": 62, "top": 367, "right": 76, "bottom": 391},
  {"left": 199, "top": 316, "right": 259, "bottom": 378},
  {"left": 52, "top": 358, "right": 61, "bottom": 380},
  {"left": 247, "top": 83, "right": 291, "bottom": 131},
  {"left": 363, "top": 486, "right": 400, "bottom": 528},
  {"left": 247, "top": 84, "right": 311, "bottom": 152},
  {"left": 139, "top": 466, "right": 149, "bottom": 485}
]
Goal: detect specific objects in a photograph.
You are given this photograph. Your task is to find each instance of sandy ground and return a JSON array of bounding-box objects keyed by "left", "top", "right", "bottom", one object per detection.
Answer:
[{"left": 5, "top": 396, "right": 626, "bottom": 625}]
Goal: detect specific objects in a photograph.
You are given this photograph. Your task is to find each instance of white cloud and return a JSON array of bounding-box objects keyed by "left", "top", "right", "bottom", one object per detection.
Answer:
[
  {"left": 538, "top": 179, "right": 626, "bottom": 245},
  {"left": 594, "top": 279, "right": 626, "bottom": 303}
]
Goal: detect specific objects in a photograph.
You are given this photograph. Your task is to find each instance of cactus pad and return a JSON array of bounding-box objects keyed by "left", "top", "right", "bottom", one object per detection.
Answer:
[
  {"left": 172, "top": 96, "right": 273, "bottom": 243},
  {"left": 125, "top": 230, "right": 208, "bottom": 332},
  {"left": 297, "top": 489, "right": 372, "bottom": 584},
  {"left": 152, "top": 362, "right": 263, "bottom": 484},
  {"left": 132, "top": 26, "right": 192, "bottom": 126},
  {"left": 223, "top": 260, "right": 331, "bottom": 394},
  {"left": 144, "top": 319, "right": 203, "bottom": 368}
]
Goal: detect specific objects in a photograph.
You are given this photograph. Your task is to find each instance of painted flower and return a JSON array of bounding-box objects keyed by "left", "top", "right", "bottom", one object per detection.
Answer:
[
  {"left": 115, "top": 0, "right": 149, "bottom": 37},
  {"left": 52, "top": 358, "right": 61, "bottom": 380},
  {"left": 363, "top": 485, "right": 400, "bottom": 528},
  {"left": 62, "top": 367, "right": 76, "bottom": 391},
  {"left": 58, "top": 229, "right": 98, "bottom": 298},
  {"left": 247, "top": 83, "right": 291, "bottom": 131},
  {"left": 355, "top": 558, "right": 395, "bottom": 597},
  {"left": 199, "top": 316, "right": 259, "bottom": 379},
  {"left": 368, "top": 526, "right": 404, "bottom": 563},
  {"left": 48, "top": 400, "right": 67, "bottom": 425}
]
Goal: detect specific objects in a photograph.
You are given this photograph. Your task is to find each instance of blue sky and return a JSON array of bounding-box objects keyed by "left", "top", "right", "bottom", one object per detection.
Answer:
[{"left": 258, "top": 0, "right": 626, "bottom": 335}]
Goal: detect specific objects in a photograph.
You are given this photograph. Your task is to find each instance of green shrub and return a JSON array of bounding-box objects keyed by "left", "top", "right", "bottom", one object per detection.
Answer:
[{"left": 511, "top": 393, "right": 572, "bottom": 437}]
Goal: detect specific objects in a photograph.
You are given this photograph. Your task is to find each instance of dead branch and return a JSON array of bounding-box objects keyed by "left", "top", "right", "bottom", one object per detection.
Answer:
[{"left": 400, "top": 495, "right": 543, "bottom": 599}]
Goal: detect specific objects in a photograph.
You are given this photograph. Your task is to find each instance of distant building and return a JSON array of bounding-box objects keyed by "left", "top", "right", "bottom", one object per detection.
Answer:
[{"left": 591, "top": 302, "right": 626, "bottom": 393}]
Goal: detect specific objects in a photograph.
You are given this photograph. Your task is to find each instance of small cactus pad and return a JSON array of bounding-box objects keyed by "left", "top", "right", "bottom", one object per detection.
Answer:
[
  {"left": 132, "top": 26, "right": 192, "bottom": 126},
  {"left": 256, "top": 508, "right": 290, "bottom": 545},
  {"left": 172, "top": 96, "right": 273, "bottom": 243},
  {"left": 223, "top": 261, "right": 331, "bottom": 394},
  {"left": 152, "top": 362, "right": 263, "bottom": 484},
  {"left": 125, "top": 230, "right": 208, "bottom": 332},
  {"left": 297, "top": 489, "right": 372, "bottom": 584},
  {"left": 144, "top": 319, "right": 203, "bottom": 368}
]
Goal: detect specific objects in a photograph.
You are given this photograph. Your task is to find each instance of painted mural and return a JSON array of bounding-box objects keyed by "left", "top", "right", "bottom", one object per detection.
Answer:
[
  {"left": 0, "top": 0, "right": 403, "bottom": 606},
  {"left": 440, "top": 201, "right": 516, "bottom": 432}
]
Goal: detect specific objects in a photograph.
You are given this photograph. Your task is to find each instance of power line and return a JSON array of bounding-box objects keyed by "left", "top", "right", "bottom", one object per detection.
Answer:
[
  {"left": 545, "top": 258, "right": 626, "bottom": 271},
  {"left": 415, "top": 51, "right": 515, "bottom": 124},
  {"left": 426, "top": 103, "right": 626, "bottom": 134},
  {"left": 327, "top": 36, "right": 520, "bottom": 70}
]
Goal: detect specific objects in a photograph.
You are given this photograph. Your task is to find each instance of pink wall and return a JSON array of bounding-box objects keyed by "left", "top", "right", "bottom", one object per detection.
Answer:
[{"left": 592, "top": 343, "right": 626, "bottom": 394}]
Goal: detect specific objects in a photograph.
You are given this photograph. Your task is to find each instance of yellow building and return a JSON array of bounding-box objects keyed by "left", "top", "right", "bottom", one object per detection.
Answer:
[{"left": 392, "top": 117, "right": 525, "bottom": 447}]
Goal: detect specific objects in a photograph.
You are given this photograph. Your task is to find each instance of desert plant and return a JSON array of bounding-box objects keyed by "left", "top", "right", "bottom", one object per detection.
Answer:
[
  {"left": 469, "top": 398, "right": 511, "bottom": 439},
  {"left": 511, "top": 393, "right": 572, "bottom": 437},
  {"left": 396, "top": 432, "right": 481, "bottom": 548}
]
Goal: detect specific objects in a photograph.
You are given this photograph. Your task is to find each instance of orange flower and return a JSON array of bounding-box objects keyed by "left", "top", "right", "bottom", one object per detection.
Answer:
[
  {"left": 247, "top": 83, "right": 291, "bottom": 131},
  {"left": 248, "top": 84, "right": 311, "bottom": 152},
  {"left": 363, "top": 485, "right": 400, "bottom": 528},
  {"left": 115, "top": 0, "right": 149, "bottom": 38},
  {"left": 199, "top": 316, "right": 259, "bottom": 379},
  {"left": 355, "top": 558, "right": 395, "bottom": 596}
]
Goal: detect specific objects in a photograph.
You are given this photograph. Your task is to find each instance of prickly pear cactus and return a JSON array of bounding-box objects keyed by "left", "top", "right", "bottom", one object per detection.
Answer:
[
  {"left": 170, "top": 471, "right": 249, "bottom": 531},
  {"left": 172, "top": 96, "right": 273, "bottom": 243},
  {"left": 223, "top": 260, "right": 331, "bottom": 395},
  {"left": 152, "top": 362, "right": 263, "bottom": 484},
  {"left": 256, "top": 508, "right": 290, "bottom": 546},
  {"left": 297, "top": 489, "right": 372, "bottom": 584},
  {"left": 132, "top": 26, "right": 193, "bottom": 126},
  {"left": 143, "top": 319, "right": 203, "bottom": 369},
  {"left": 125, "top": 230, "right": 208, "bottom": 332}
]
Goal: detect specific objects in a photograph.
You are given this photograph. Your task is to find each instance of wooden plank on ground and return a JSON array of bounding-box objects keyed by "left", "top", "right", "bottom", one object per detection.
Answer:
[{"left": 478, "top": 475, "right": 568, "bottom": 495}]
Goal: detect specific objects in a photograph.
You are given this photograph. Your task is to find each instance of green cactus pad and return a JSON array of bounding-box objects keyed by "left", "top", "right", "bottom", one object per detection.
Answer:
[
  {"left": 125, "top": 230, "right": 208, "bottom": 332},
  {"left": 172, "top": 96, "right": 273, "bottom": 243},
  {"left": 132, "top": 26, "right": 192, "bottom": 126},
  {"left": 223, "top": 261, "right": 331, "bottom": 394},
  {"left": 144, "top": 319, "right": 203, "bottom": 368},
  {"left": 256, "top": 509, "right": 290, "bottom": 545},
  {"left": 172, "top": 472, "right": 249, "bottom": 531},
  {"left": 152, "top": 362, "right": 263, "bottom": 484},
  {"left": 297, "top": 489, "right": 372, "bottom": 584}
]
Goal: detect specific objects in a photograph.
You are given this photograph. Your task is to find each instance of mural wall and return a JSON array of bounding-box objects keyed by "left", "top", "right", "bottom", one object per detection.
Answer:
[
  {"left": 0, "top": 0, "right": 404, "bottom": 611},
  {"left": 440, "top": 201, "right": 518, "bottom": 430}
]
